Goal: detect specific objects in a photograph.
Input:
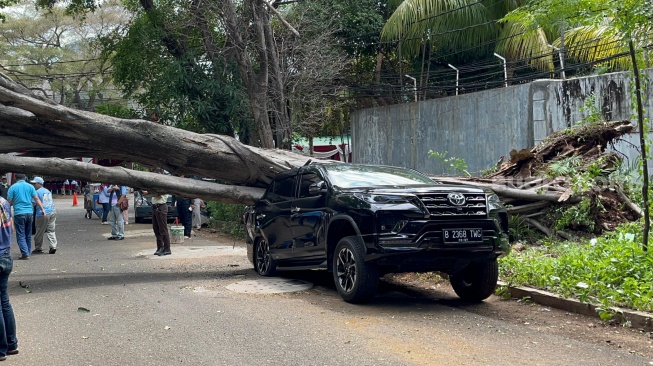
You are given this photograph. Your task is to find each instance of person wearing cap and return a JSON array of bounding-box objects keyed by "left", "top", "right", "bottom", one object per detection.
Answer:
[
  {"left": 31, "top": 177, "right": 57, "bottom": 254},
  {"left": 7, "top": 173, "right": 45, "bottom": 259}
]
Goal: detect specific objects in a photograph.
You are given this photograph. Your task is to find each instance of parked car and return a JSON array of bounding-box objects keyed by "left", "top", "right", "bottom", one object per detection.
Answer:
[
  {"left": 243, "top": 163, "right": 510, "bottom": 303},
  {"left": 133, "top": 192, "right": 178, "bottom": 223}
]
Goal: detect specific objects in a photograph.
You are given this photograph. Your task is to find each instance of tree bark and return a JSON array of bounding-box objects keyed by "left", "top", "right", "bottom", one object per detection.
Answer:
[
  {"left": 0, "top": 155, "right": 265, "bottom": 204},
  {"left": 0, "top": 73, "right": 313, "bottom": 192}
]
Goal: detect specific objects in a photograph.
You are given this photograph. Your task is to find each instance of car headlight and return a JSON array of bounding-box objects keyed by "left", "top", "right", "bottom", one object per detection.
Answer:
[
  {"left": 487, "top": 193, "right": 503, "bottom": 211},
  {"left": 354, "top": 193, "right": 413, "bottom": 204}
]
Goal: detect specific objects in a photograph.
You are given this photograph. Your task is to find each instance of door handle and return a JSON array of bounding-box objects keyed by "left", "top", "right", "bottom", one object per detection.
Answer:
[
  {"left": 256, "top": 214, "right": 266, "bottom": 220},
  {"left": 291, "top": 207, "right": 301, "bottom": 213}
]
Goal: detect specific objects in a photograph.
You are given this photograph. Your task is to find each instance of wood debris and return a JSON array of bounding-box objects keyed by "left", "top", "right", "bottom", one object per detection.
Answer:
[{"left": 434, "top": 120, "right": 642, "bottom": 238}]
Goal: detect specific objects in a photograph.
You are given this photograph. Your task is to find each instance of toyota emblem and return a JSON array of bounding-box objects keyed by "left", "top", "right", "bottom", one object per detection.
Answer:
[{"left": 447, "top": 193, "right": 466, "bottom": 206}]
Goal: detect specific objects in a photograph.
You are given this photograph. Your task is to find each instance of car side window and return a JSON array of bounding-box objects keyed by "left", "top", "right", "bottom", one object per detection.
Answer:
[
  {"left": 298, "top": 173, "right": 323, "bottom": 198},
  {"left": 267, "top": 176, "right": 296, "bottom": 203}
]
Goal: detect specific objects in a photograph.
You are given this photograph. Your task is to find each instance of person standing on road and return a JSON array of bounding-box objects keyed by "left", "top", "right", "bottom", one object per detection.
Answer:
[
  {"left": 98, "top": 183, "right": 110, "bottom": 224},
  {"left": 122, "top": 187, "right": 130, "bottom": 225},
  {"left": 30, "top": 177, "right": 58, "bottom": 254},
  {"left": 0, "top": 195, "right": 19, "bottom": 359},
  {"left": 143, "top": 189, "right": 172, "bottom": 256},
  {"left": 83, "top": 184, "right": 94, "bottom": 219},
  {"left": 176, "top": 195, "right": 193, "bottom": 239},
  {"left": 105, "top": 184, "right": 126, "bottom": 240},
  {"left": 192, "top": 198, "right": 204, "bottom": 230},
  {"left": 7, "top": 173, "right": 45, "bottom": 260}
]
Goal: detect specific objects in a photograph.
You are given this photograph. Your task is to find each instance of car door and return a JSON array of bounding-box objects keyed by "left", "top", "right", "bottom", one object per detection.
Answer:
[
  {"left": 290, "top": 169, "right": 328, "bottom": 261},
  {"left": 256, "top": 174, "right": 297, "bottom": 261}
]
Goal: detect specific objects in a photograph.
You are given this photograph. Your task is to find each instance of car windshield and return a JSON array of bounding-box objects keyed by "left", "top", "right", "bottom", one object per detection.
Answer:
[{"left": 324, "top": 164, "right": 434, "bottom": 188}]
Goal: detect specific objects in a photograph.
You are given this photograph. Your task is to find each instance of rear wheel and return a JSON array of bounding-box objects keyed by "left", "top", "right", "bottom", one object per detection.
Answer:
[
  {"left": 254, "top": 238, "right": 277, "bottom": 276},
  {"left": 332, "top": 236, "right": 379, "bottom": 303},
  {"left": 450, "top": 259, "right": 498, "bottom": 302}
]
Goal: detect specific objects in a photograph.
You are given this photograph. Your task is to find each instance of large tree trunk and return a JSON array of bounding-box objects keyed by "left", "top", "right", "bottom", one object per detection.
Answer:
[
  {"left": 0, "top": 73, "right": 314, "bottom": 202},
  {"left": 221, "top": 0, "right": 275, "bottom": 148},
  {"left": 0, "top": 155, "right": 265, "bottom": 204}
]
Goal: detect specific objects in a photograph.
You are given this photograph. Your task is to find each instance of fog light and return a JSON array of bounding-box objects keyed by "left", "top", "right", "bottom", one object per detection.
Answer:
[{"left": 392, "top": 220, "right": 408, "bottom": 233}]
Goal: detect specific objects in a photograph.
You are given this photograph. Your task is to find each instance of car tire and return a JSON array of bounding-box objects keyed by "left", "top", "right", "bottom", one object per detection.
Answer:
[
  {"left": 332, "top": 236, "right": 379, "bottom": 303},
  {"left": 135, "top": 217, "right": 143, "bottom": 224},
  {"left": 450, "top": 259, "right": 499, "bottom": 302},
  {"left": 254, "top": 238, "right": 277, "bottom": 276}
]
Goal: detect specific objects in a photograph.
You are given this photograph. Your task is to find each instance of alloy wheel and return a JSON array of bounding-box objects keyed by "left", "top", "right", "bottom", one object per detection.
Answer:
[
  {"left": 335, "top": 247, "right": 357, "bottom": 293},
  {"left": 256, "top": 240, "right": 271, "bottom": 274}
]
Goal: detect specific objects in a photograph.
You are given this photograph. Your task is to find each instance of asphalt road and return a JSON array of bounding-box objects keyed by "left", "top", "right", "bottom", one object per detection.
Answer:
[{"left": 6, "top": 197, "right": 652, "bottom": 366}]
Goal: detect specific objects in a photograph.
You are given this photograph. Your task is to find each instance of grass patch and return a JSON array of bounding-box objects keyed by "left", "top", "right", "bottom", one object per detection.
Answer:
[{"left": 499, "top": 221, "right": 653, "bottom": 314}]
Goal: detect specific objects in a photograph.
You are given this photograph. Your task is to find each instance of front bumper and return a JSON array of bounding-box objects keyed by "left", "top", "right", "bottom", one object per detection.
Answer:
[{"left": 363, "top": 218, "right": 510, "bottom": 271}]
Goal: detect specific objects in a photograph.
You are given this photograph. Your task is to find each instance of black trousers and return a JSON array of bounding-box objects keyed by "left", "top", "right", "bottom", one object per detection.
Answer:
[
  {"left": 153, "top": 204, "right": 171, "bottom": 250},
  {"left": 176, "top": 197, "right": 193, "bottom": 237}
]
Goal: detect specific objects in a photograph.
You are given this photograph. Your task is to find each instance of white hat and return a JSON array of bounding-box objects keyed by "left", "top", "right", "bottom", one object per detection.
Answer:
[{"left": 30, "top": 177, "right": 45, "bottom": 184}]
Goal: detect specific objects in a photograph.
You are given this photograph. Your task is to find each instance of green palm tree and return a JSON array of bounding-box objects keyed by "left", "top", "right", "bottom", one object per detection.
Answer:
[{"left": 381, "top": 0, "right": 554, "bottom": 71}]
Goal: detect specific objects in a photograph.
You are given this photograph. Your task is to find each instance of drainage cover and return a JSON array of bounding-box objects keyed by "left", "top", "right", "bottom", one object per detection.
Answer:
[{"left": 226, "top": 278, "right": 313, "bottom": 294}]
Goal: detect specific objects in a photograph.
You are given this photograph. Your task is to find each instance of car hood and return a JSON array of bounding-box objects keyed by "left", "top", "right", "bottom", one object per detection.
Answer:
[{"left": 341, "top": 184, "right": 489, "bottom": 195}]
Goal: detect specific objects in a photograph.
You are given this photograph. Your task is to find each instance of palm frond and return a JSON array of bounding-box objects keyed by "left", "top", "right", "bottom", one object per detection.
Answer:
[
  {"left": 381, "top": 0, "right": 500, "bottom": 57},
  {"left": 495, "top": 20, "right": 554, "bottom": 72},
  {"left": 555, "top": 25, "right": 631, "bottom": 71}
]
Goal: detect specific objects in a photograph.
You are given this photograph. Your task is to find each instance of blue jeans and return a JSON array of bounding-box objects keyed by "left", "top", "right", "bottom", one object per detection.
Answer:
[
  {"left": 13, "top": 214, "right": 33, "bottom": 257},
  {"left": 109, "top": 206, "right": 124, "bottom": 238},
  {"left": 0, "top": 252, "right": 17, "bottom": 356},
  {"left": 101, "top": 203, "right": 110, "bottom": 222}
]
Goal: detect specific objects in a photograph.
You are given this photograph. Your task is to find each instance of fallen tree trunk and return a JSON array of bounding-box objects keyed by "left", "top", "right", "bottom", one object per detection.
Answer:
[
  {"left": 0, "top": 73, "right": 313, "bottom": 189},
  {"left": 0, "top": 155, "right": 265, "bottom": 204},
  {"left": 434, "top": 177, "right": 580, "bottom": 203}
]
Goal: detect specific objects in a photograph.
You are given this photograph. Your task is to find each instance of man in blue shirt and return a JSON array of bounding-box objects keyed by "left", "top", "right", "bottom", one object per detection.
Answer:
[
  {"left": 103, "top": 184, "right": 127, "bottom": 240},
  {"left": 0, "top": 196, "right": 19, "bottom": 359},
  {"left": 31, "top": 177, "right": 58, "bottom": 254},
  {"left": 7, "top": 173, "right": 45, "bottom": 259}
]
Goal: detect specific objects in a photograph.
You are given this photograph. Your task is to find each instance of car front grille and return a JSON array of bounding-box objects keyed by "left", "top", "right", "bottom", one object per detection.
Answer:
[{"left": 414, "top": 193, "right": 487, "bottom": 217}]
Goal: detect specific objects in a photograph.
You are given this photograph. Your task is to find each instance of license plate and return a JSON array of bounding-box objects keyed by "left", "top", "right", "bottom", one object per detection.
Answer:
[{"left": 442, "top": 228, "right": 483, "bottom": 243}]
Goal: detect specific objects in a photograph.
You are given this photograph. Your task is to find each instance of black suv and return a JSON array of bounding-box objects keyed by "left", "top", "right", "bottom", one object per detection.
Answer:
[{"left": 244, "top": 163, "right": 509, "bottom": 303}]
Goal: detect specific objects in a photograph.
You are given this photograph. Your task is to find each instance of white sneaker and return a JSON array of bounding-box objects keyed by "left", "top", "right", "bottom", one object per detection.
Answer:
[{"left": 102, "top": 222, "right": 108, "bottom": 225}]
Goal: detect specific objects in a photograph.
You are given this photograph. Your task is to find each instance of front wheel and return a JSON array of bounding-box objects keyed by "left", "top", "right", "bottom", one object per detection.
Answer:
[
  {"left": 332, "top": 236, "right": 379, "bottom": 303},
  {"left": 450, "top": 259, "right": 498, "bottom": 302},
  {"left": 254, "top": 238, "right": 277, "bottom": 276}
]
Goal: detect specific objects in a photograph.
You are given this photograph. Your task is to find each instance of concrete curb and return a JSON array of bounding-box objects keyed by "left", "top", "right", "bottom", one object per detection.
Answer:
[{"left": 497, "top": 281, "right": 653, "bottom": 331}]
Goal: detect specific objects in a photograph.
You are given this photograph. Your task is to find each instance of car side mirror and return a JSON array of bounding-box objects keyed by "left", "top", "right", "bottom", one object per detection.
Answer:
[{"left": 308, "top": 181, "right": 327, "bottom": 196}]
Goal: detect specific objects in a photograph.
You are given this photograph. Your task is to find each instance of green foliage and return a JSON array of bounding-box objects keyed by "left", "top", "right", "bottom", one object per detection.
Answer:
[
  {"left": 308, "top": 0, "right": 389, "bottom": 57},
  {"left": 546, "top": 156, "right": 582, "bottom": 177},
  {"left": 500, "top": 222, "right": 653, "bottom": 315},
  {"left": 478, "top": 164, "right": 498, "bottom": 177},
  {"left": 577, "top": 93, "right": 604, "bottom": 125},
  {"left": 428, "top": 150, "right": 470, "bottom": 176},
  {"left": 550, "top": 197, "right": 603, "bottom": 232},
  {"left": 95, "top": 103, "right": 139, "bottom": 119},
  {"left": 99, "top": 2, "right": 252, "bottom": 138},
  {"left": 205, "top": 201, "right": 246, "bottom": 239},
  {"left": 508, "top": 215, "right": 537, "bottom": 242},
  {"left": 0, "top": 0, "right": 17, "bottom": 22}
]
